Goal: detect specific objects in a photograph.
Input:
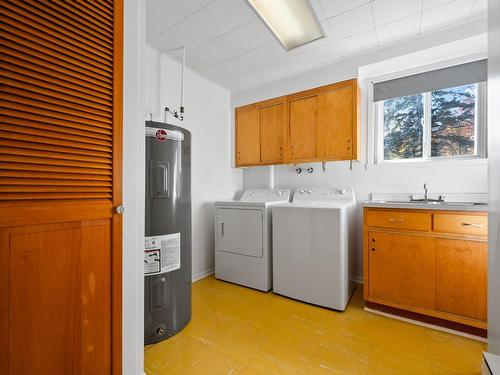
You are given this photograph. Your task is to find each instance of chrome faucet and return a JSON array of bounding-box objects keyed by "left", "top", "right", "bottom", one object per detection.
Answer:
[{"left": 409, "top": 183, "right": 444, "bottom": 203}]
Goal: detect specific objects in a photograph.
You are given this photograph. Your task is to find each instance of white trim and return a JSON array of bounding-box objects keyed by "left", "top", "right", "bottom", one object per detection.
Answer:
[
  {"left": 365, "top": 157, "right": 487, "bottom": 170},
  {"left": 364, "top": 307, "right": 487, "bottom": 342},
  {"left": 192, "top": 268, "right": 215, "bottom": 282}
]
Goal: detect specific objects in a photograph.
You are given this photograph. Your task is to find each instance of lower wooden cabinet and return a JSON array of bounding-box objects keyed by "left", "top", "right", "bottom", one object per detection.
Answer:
[
  {"left": 436, "top": 238, "right": 487, "bottom": 321},
  {"left": 364, "top": 207, "right": 487, "bottom": 331},
  {"left": 368, "top": 232, "right": 436, "bottom": 310}
]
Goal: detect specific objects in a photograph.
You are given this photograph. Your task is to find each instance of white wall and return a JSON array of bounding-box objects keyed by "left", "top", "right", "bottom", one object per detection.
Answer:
[
  {"left": 145, "top": 45, "right": 243, "bottom": 280},
  {"left": 488, "top": 0, "right": 500, "bottom": 355},
  {"left": 231, "top": 23, "right": 489, "bottom": 281},
  {"left": 123, "top": 0, "right": 145, "bottom": 374}
]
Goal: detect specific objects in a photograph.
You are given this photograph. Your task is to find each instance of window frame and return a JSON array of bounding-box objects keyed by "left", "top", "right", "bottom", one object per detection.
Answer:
[{"left": 373, "top": 81, "right": 487, "bottom": 165}]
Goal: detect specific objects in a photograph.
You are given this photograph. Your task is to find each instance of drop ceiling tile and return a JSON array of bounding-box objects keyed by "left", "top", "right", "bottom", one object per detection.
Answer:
[
  {"left": 184, "top": 51, "right": 213, "bottom": 71},
  {"left": 372, "top": 0, "right": 422, "bottom": 26},
  {"left": 470, "top": 0, "right": 487, "bottom": 18},
  {"left": 376, "top": 13, "right": 421, "bottom": 45},
  {"left": 338, "top": 29, "right": 378, "bottom": 56},
  {"left": 216, "top": 0, "right": 256, "bottom": 25},
  {"left": 273, "top": 54, "right": 313, "bottom": 75},
  {"left": 422, "top": 0, "right": 454, "bottom": 9},
  {"left": 236, "top": 47, "right": 274, "bottom": 72},
  {"left": 191, "top": 28, "right": 259, "bottom": 66},
  {"left": 327, "top": 4, "right": 375, "bottom": 40},
  {"left": 420, "top": 0, "right": 475, "bottom": 33},
  {"left": 148, "top": 33, "right": 179, "bottom": 52},
  {"left": 319, "top": 0, "right": 371, "bottom": 18},
  {"left": 201, "top": 65, "right": 230, "bottom": 82},
  {"left": 304, "top": 42, "right": 342, "bottom": 66},
  {"left": 181, "top": 2, "right": 239, "bottom": 47},
  {"left": 161, "top": 20, "right": 205, "bottom": 50},
  {"left": 146, "top": 0, "right": 183, "bottom": 40},
  {"left": 259, "top": 40, "right": 302, "bottom": 62},
  {"left": 204, "top": 58, "right": 249, "bottom": 79},
  {"left": 162, "top": 0, "right": 212, "bottom": 17},
  {"left": 241, "top": 19, "right": 276, "bottom": 47}
]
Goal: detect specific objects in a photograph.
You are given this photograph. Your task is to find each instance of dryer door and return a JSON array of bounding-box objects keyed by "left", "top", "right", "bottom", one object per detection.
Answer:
[{"left": 217, "top": 208, "right": 263, "bottom": 257}]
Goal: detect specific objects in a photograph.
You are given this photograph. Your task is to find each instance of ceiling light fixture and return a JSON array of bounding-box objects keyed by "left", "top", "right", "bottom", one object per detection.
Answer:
[{"left": 246, "top": 0, "right": 324, "bottom": 51}]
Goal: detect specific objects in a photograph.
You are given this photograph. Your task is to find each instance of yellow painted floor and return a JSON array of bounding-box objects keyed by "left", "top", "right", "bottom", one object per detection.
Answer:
[{"left": 145, "top": 276, "right": 486, "bottom": 375}]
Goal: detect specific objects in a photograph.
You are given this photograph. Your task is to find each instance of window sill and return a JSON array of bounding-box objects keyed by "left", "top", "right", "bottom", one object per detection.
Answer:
[{"left": 365, "top": 158, "right": 488, "bottom": 170}]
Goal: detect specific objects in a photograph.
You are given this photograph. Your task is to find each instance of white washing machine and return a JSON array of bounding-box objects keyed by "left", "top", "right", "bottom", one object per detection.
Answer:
[
  {"left": 214, "top": 189, "right": 291, "bottom": 291},
  {"left": 272, "top": 187, "right": 356, "bottom": 310}
]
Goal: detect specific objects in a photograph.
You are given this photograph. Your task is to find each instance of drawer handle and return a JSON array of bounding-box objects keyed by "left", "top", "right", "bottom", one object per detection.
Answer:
[
  {"left": 388, "top": 218, "right": 404, "bottom": 223},
  {"left": 461, "top": 223, "right": 484, "bottom": 228}
]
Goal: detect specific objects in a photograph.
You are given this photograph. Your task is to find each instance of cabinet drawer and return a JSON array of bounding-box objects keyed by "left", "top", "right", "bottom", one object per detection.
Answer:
[
  {"left": 366, "top": 210, "right": 431, "bottom": 231},
  {"left": 434, "top": 214, "right": 487, "bottom": 236}
]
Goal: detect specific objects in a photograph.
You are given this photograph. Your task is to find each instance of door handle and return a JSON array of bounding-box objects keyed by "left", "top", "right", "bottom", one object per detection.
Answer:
[
  {"left": 461, "top": 223, "right": 484, "bottom": 228},
  {"left": 388, "top": 218, "right": 404, "bottom": 223},
  {"left": 115, "top": 205, "right": 125, "bottom": 214},
  {"left": 219, "top": 222, "right": 224, "bottom": 237}
]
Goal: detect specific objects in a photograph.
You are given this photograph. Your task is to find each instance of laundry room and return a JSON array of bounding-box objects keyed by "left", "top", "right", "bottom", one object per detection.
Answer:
[{"left": 1, "top": 1, "right": 500, "bottom": 375}]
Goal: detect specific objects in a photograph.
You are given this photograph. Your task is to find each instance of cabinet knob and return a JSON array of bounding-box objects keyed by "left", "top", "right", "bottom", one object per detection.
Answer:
[
  {"left": 372, "top": 238, "right": 375, "bottom": 242},
  {"left": 371, "top": 247, "right": 376, "bottom": 251}
]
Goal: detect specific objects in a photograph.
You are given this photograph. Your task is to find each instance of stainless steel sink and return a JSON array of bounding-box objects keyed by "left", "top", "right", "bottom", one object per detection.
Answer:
[{"left": 372, "top": 200, "right": 486, "bottom": 206}]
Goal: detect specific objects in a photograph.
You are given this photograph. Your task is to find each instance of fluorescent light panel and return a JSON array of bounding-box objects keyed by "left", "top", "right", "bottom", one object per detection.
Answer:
[{"left": 247, "top": 0, "right": 324, "bottom": 51}]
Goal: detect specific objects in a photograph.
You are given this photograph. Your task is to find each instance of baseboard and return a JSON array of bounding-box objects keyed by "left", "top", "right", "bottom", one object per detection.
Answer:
[
  {"left": 365, "top": 307, "right": 487, "bottom": 342},
  {"left": 192, "top": 270, "right": 362, "bottom": 284},
  {"left": 192, "top": 267, "right": 214, "bottom": 282},
  {"left": 350, "top": 275, "right": 364, "bottom": 284}
]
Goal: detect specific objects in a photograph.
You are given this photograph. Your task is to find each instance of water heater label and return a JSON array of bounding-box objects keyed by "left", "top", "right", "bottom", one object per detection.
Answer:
[{"left": 144, "top": 233, "right": 181, "bottom": 275}]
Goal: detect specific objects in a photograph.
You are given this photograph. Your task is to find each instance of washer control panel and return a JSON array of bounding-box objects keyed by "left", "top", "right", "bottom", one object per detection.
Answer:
[
  {"left": 293, "top": 187, "right": 354, "bottom": 202},
  {"left": 240, "top": 189, "right": 291, "bottom": 202}
]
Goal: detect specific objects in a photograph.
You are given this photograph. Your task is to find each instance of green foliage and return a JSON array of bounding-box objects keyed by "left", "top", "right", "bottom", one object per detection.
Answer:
[
  {"left": 431, "top": 84, "right": 476, "bottom": 157},
  {"left": 383, "top": 94, "right": 423, "bottom": 160},
  {"left": 383, "top": 84, "right": 477, "bottom": 160}
]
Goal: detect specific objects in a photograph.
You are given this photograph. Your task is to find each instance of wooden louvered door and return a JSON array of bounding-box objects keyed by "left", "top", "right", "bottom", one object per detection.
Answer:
[{"left": 0, "top": 1, "right": 123, "bottom": 375}]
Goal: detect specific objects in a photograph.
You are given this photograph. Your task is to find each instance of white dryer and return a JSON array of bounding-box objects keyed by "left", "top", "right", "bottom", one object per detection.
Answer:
[
  {"left": 272, "top": 187, "right": 356, "bottom": 310},
  {"left": 214, "top": 189, "right": 291, "bottom": 291}
]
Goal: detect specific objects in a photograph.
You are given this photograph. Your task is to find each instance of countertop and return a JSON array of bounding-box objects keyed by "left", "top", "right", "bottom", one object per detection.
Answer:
[{"left": 363, "top": 200, "right": 488, "bottom": 212}]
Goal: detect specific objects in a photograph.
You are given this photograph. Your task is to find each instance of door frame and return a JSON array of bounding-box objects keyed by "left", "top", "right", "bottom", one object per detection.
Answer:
[{"left": 112, "top": 2, "right": 124, "bottom": 374}]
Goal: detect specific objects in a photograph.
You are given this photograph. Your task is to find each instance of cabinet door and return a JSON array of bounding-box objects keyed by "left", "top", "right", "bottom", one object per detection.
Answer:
[
  {"left": 436, "top": 239, "right": 487, "bottom": 321},
  {"left": 318, "top": 86, "right": 354, "bottom": 159},
  {"left": 260, "top": 103, "right": 284, "bottom": 164},
  {"left": 368, "top": 231, "right": 436, "bottom": 310},
  {"left": 289, "top": 96, "right": 318, "bottom": 161},
  {"left": 236, "top": 108, "right": 260, "bottom": 166}
]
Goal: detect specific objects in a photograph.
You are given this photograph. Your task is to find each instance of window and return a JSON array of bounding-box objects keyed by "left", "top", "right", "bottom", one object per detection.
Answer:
[{"left": 376, "top": 82, "right": 486, "bottom": 163}]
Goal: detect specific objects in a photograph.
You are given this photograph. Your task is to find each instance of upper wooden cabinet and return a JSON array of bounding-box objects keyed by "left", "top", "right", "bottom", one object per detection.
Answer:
[
  {"left": 289, "top": 96, "right": 318, "bottom": 162},
  {"left": 234, "top": 79, "right": 360, "bottom": 167},
  {"left": 236, "top": 108, "right": 260, "bottom": 166},
  {"left": 260, "top": 103, "right": 285, "bottom": 164},
  {"left": 235, "top": 98, "right": 286, "bottom": 167}
]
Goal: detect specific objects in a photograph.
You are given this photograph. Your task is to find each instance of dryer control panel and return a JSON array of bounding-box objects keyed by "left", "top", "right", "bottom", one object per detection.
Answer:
[
  {"left": 293, "top": 187, "right": 355, "bottom": 202},
  {"left": 240, "top": 189, "right": 291, "bottom": 202}
]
